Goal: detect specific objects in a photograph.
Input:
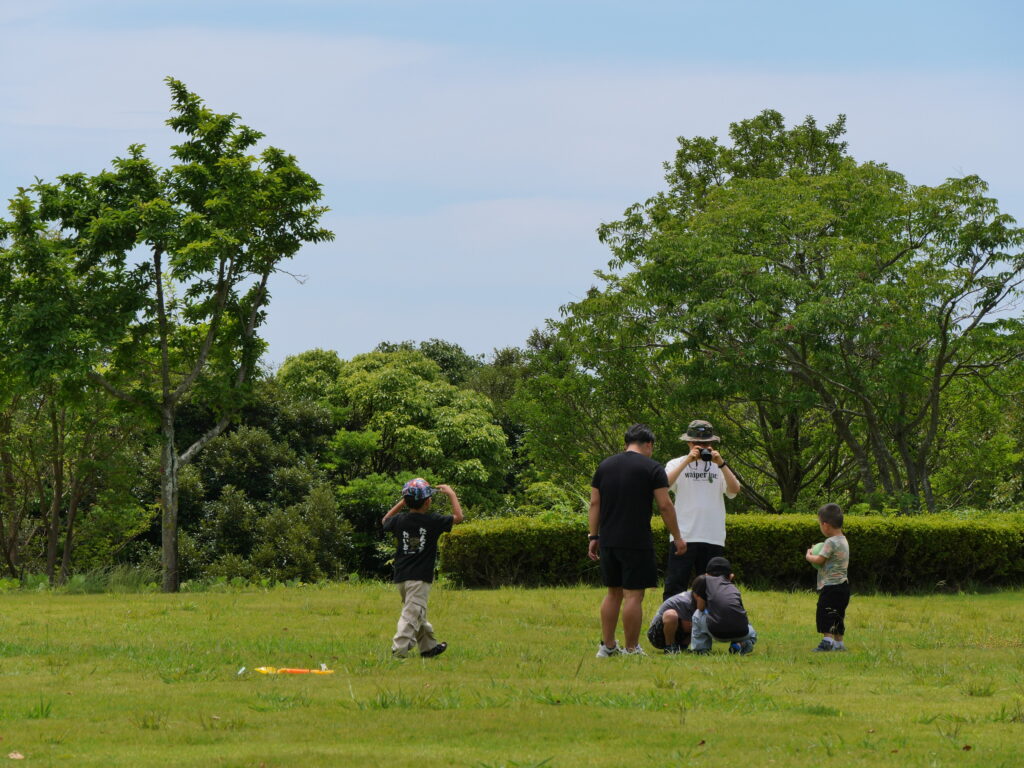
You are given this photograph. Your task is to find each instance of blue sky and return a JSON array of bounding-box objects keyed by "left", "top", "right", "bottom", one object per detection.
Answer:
[{"left": 2, "top": 1, "right": 1021, "bottom": 365}]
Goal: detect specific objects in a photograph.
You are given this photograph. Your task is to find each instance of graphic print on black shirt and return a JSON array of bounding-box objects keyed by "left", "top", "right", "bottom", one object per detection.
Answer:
[{"left": 383, "top": 511, "right": 454, "bottom": 583}]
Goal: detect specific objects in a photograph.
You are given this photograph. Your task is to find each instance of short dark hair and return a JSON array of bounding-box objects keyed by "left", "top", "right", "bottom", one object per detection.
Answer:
[
  {"left": 404, "top": 495, "right": 429, "bottom": 510},
  {"left": 818, "top": 503, "right": 843, "bottom": 528},
  {"left": 624, "top": 423, "right": 656, "bottom": 446}
]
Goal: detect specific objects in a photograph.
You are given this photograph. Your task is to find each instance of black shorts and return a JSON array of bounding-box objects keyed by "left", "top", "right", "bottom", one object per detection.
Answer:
[
  {"left": 600, "top": 546, "right": 658, "bottom": 590},
  {"left": 647, "top": 616, "right": 691, "bottom": 649},
  {"left": 817, "top": 582, "right": 851, "bottom": 635}
]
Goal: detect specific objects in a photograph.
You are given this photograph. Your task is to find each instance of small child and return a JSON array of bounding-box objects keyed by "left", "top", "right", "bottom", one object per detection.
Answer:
[
  {"left": 805, "top": 502, "right": 850, "bottom": 652},
  {"left": 382, "top": 478, "right": 464, "bottom": 658},
  {"left": 689, "top": 557, "right": 757, "bottom": 655},
  {"left": 647, "top": 589, "right": 696, "bottom": 654}
]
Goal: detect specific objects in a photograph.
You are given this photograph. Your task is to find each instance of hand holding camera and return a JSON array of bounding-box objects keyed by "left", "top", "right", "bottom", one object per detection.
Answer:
[
  {"left": 687, "top": 443, "right": 724, "bottom": 467},
  {"left": 688, "top": 443, "right": 713, "bottom": 462}
]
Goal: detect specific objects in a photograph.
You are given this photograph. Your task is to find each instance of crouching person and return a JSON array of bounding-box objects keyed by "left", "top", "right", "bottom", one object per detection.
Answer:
[
  {"left": 647, "top": 589, "right": 696, "bottom": 654},
  {"left": 689, "top": 557, "right": 757, "bottom": 655}
]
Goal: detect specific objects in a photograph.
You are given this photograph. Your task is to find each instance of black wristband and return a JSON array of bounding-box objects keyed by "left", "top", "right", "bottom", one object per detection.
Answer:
[
  {"left": 719, "top": 462, "right": 729, "bottom": 470},
  {"left": 588, "top": 534, "right": 600, "bottom": 541}
]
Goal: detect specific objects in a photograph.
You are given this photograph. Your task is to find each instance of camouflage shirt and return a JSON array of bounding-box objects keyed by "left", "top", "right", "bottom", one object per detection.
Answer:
[{"left": 817, "top": 534, "right": 849, "bottom": 590}]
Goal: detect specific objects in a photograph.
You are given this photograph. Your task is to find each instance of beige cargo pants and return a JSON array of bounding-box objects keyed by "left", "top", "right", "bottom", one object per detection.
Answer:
[{"left": 392, "top": 580, "right": 438, "bottom": 656}]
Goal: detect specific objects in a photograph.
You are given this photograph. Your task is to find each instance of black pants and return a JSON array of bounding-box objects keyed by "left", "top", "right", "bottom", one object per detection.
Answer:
[
  {"left": 663, "top": 542, "right": 724, "bottom": 600},
  {"left": 816, "top": 582, "right": 850, "bottom": 635}
]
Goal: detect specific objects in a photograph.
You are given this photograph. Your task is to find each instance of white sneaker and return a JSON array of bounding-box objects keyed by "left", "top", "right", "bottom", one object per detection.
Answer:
[
  {"left": 622, "top": 646, "right": 647, "bottom": 657},
  {"left": 596, "top": 641, "right": 622, "bottom": 658}
]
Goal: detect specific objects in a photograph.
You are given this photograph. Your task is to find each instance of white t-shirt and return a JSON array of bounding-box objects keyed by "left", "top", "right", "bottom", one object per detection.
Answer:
[{"left": 666, "top": 457, "right": 737, "bottom": 546}]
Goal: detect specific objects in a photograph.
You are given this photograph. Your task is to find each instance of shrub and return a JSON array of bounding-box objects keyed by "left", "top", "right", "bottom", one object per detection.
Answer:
[
  {"left": 197, "top": 426, "right": 298, "bottom": 503},
  {"left": 250, "top": 485, "right": 354, "bottom": 582},
  {"left": 71, "top": 496, "right": 158, "bottom": 573},
  {"left": 440, "top": 513, "right": 1024, "bottom": 590},
  {"left": 440, "top": 516, "right": 600, "bottom": 587}
]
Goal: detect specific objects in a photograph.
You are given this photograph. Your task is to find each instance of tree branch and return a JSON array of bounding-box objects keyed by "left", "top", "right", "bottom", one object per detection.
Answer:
[
  {"left": 87, "top": 370, "right": 141, "bottom": 405},
  {"left": 170, "top": 257, "right": 232, "bottom": 403},
  {"left": 178, "top": 415, "right": 231, "bottom": 467}
]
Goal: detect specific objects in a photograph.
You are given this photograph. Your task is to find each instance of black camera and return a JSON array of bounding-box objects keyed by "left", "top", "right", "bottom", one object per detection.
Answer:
[{"left": 699, "top": 447, "right": 713, "bottom": 462}]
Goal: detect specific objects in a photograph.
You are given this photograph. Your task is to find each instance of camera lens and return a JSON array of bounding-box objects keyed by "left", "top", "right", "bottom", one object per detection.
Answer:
[{"left": 699, "top": 447, "right": 713, "bottom": 462}]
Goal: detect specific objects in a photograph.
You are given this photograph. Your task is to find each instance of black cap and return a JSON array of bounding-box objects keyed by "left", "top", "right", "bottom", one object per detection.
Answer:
[{"left": 706, "top": 556, "right": 732, "bottom": 576}]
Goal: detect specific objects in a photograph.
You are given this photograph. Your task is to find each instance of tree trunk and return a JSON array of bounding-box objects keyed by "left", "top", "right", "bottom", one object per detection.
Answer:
[
  {"left": 45, "top": 404, "right": 65, "bottom": 585},
  {"left": 921, "top": 471, "right": 936, "bottom": 513},
  {"left": 59, "top": 478, "right": 85, "bottom": 585},
  {"left": 824, "top": 402, "right": 876, "bottom": 497},
  {"left": 160, "top": 404, "right": 180, "bottom": 592},
  {"left": 0, "top": 413, "right": 20, "bottom": 577}
]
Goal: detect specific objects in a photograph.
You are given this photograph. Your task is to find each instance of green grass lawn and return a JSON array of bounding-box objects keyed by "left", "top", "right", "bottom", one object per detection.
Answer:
[{"left": 1, "top": 582, "right": 1022, "bottom": 767}]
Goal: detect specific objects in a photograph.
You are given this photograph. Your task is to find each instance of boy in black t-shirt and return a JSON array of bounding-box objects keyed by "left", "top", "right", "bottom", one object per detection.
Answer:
[
  {"left": 689, "top": 557, "right": 757, "bottom": 655},
  {"left": 382, "top": 478, "right": 464, "bottom": 658}
]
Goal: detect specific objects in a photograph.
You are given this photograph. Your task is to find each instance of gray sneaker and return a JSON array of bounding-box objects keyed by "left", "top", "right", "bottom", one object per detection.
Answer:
[
  {"left": 622, "top": 646, "right": 647, "bottom": 657},
  {"left": 663, "top": 644, "right": 682, "bottom": 655},
  {"left": 596, "top": 641, "right": 622, "bottom": 658},
  {"left": 813, "top": 639, "right": 834, "bottom": 652}
]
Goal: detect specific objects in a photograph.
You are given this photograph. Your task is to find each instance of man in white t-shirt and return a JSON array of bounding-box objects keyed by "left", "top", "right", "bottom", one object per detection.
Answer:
[{"left": 663, "top": 419, "right": 741, "bottom": 600}]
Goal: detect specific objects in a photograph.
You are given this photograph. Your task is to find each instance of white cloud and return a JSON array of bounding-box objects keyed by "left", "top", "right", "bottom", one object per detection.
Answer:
[{"left": 2, "top": 23, "right": 1021, "bottom": 363}]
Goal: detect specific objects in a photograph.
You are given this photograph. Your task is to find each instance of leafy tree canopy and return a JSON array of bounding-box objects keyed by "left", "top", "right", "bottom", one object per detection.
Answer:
[{"left": 529, "top": 110, "right": 1024, "bottom": 512}]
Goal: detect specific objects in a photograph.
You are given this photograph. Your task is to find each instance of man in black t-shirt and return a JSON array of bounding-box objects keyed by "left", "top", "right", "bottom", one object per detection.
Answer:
[
  {"left": 382, "top": 478, "right": 464, "bottom": 658},
  {"left": 589, "top": 424, "right": 687, "bottom": 657}
]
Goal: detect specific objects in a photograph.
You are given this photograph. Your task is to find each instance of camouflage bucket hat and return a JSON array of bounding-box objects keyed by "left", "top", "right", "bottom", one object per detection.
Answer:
[{"left": 680, "top": 419, "right": 721, "bottom": 443}]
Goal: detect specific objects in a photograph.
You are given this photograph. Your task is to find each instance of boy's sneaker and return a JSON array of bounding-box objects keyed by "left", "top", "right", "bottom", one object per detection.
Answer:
[
  {"left": 813, "top": 638, "right": 834, "bottom": 652},
  {"left": 663, "top": 644, "right": 682, "bottom": 655},
  {"left": 596, "top": 641, "right": 621, "bottom": 658},
  {"left": 729, "top": 642, "right": 742, "bottom": 654},
  {"left": 622, "top": 646, "right": 647, "bottom": 657},
  {"left": 421, "top": 641, "right": 447, "bottom": 658}
]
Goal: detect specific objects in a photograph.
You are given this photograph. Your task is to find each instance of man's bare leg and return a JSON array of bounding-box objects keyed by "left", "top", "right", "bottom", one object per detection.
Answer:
[
  {"left": 622, "top": 589, "right": 645, "bottom": 649},
  {"left": 600, "top": 587, "right": 624, "bottom": 648}
]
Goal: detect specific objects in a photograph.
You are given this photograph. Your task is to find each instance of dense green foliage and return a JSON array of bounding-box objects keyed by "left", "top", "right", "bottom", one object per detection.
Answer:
[
  {"left": 440, "top": 513, "right": 1024, "bottom": 589},
  {"left": 2, "top": 102, "right": 1022, "bottom": 585},
  {"left": 516, "top": 111, "right": 1024, "bottom": 514},
  {"left": 0, "top": 79, "right": 332, "bottom": 590}
]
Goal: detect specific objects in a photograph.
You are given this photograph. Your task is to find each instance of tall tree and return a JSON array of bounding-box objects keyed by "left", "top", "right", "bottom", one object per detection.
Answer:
[
  {"left": 0, "top": 79, "right": 332, "bottom": 590},
  {"left": 550, "top": 110, "right": 1024, "bottom": 511}
]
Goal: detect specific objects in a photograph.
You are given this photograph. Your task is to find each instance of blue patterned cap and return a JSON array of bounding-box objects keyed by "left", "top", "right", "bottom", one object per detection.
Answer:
[{"left": 401, "top": 477, "right": 436, "bottom": 501}]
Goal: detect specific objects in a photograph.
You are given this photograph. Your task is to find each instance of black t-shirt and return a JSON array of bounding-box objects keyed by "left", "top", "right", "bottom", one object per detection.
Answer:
[
  {"left": 692, "top": 574, "right": 749, "bottom": 638},
  {"left": 383, "top": 511, "right": 454, "bottom": 583},
  {"left": 591, "top": 451, "right": 669, "bottom": 549}
]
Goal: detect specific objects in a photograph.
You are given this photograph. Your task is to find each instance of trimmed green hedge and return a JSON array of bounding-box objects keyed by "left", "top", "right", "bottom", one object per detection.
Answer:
[{"left": 439, "top": 514, "right": 1024, "bottom": 590}]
